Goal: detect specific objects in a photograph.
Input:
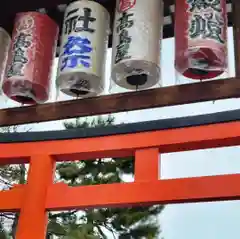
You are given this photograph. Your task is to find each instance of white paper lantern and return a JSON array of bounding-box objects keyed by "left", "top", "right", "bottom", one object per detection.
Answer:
[
  {"left": 111, "top": 0, "right": 163, "bottom": 90},
  {"left": 57, "top": 0, "right": 110, "bottom": 98}
]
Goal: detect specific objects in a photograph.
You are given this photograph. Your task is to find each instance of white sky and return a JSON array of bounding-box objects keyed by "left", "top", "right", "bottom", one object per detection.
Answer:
[{"left": 1, "top": 27, "right": 240, "bottom": 239}]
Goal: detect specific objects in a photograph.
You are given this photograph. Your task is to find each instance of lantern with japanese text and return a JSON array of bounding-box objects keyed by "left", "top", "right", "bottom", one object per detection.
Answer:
[
  {"left": 111, "top": 0, "right": 163, "bottom": 90},
  {"left": 2, "top": 12, "right": 59, "bottom": 104},
  {"left": 0, "top": 28, "right": 10, "bottom": 90},
  {"left": 57, "top": 0, "right": 110, "bottom": 98},
  {"left": 175, "top": 0, "right": 228, "bottom": 80}
]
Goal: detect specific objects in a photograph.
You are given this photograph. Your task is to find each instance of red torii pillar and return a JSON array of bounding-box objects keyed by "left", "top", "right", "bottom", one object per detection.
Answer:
[{"left": 16, "top": 155, "right": 55, "bottom": 239}]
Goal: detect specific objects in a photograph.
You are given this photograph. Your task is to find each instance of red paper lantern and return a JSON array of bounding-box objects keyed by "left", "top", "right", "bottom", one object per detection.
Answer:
[
  {"left": 175, "top": 0, "right": 228, "bottom": 80},
  {"left": 3, "top": 12, "right": 59, "bottom": 104}
]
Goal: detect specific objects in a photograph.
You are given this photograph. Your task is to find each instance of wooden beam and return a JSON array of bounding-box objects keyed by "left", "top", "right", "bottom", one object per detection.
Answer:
[
  {"left": 0, "top": 185, "right": 24, "bottom": 212},
  {"left": 0, "top": 77, "right": 240, "bottom": 126},
  {"left": 46, "top": 174, "right": 240, "bottom": 210},
  {"left": 0, "top": 121, "right": 239, "bottom": 160},
  {"left": 232, "top": 0, "right": 240, "bottom": 77}
]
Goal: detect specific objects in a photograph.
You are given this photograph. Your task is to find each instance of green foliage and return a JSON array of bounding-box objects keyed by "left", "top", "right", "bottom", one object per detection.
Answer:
[
  {"left": 48, "top": 116, "right": 164, "bottom": 238},
  {"left": 0, "top": 223, "right": 10, "bottom": 239}
]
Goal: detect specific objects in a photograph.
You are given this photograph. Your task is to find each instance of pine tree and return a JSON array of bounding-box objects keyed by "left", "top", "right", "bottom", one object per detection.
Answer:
[{"left": 48, "top": 116, "right": 164, "bottom": 238}]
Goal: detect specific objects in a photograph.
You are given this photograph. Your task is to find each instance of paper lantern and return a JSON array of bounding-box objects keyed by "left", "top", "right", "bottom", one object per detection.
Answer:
[
  {"left": 0, "top": 28, "right": 10, "bottom": 88},
  {"left": 175, "top": 0, "right": 228, "bottom": 80},
  {"left": 3, "top": 12, "right": 59, "bottom": 104},
  {"left": 111, "top": 0, "right": 163, "bottom": 90},
  {"left": 57, "top": 0, "right": 110, "bottom": 98}
]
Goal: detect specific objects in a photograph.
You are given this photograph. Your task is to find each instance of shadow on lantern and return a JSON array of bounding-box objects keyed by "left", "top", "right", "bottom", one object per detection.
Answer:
[{"left": 174, "top": 48, "right": 231, "bottom": 85}]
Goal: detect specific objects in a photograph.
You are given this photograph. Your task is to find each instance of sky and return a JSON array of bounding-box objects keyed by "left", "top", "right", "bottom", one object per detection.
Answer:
[{"left": 1, "top": 27, "right": 240, "bottom": 238}]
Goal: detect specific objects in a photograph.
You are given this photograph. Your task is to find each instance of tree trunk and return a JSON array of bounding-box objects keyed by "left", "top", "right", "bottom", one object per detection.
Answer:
[{"left": 11, "top": 213, "right": 19, "bottom": 239}]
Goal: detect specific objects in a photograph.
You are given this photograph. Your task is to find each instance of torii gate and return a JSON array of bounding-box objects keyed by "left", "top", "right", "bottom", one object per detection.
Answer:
[
  {"left": 0, "top": 0, "right": 239, "bottom": 238},
  {"left": 0, "top": 110, "right": 239, "bottom": 238}
]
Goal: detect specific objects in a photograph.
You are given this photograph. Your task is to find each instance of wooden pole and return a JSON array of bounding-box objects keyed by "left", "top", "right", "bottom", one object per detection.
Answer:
[{"left": 232, "top": 0, "right": 240, "bottom": 77}]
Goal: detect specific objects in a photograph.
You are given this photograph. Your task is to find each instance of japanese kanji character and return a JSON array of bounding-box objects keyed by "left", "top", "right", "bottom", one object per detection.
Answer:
[
  {"left": 189, "top": 12, "right": 224, "bottom": 43},
  {"left": 187, "top": 0, "right": 221, "bottom": 12},
  {"left": 117, "top": 12, "right": 134, "bottom": 33},
  {"left": 115, "top": 29, "right": 132, "bottom": 63}
]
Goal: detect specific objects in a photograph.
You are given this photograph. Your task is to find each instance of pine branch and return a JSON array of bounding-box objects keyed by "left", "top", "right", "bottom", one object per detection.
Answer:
[
  {"left": 103, "top": 223, "right": 117, "bottom": 239},
  {"left": 94, "top": 224, "right": 108, "bottom": 239},
  {"left": 0, "top": 213, "right": 15, "bottom": 220},
  {"left": 49, "top": 210, "right": 78, "bottom": 219},
  {"left": 0, "top": 178, "right": 13, "bottom": 187},
  {"left": 59, "top": 116, "right": 163, "bottom": 238}
]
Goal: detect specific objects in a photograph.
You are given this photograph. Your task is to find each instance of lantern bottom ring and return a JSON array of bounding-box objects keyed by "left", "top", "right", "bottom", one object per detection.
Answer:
[
  {"left": 111, "top": 60, "right": 160, "bottom": 90},
  {"left": 57, "top": 72, "right": 104, "bottom": 98}
]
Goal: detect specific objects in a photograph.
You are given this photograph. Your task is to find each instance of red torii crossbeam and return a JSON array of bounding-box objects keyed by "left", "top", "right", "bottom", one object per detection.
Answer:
[{"left": 0, "top": 110, "right": 239, "bottom": 239}]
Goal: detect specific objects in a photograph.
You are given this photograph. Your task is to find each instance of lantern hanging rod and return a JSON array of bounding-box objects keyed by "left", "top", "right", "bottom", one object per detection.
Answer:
[
  {"left": 1, "top": 108, "right": 240, "bottom": 143},
  {"left": 0, "top": 77, "right": 240, "bottom": 127},
  {"left": 0, "top": 0, "right": 234, "bottom": 41}
]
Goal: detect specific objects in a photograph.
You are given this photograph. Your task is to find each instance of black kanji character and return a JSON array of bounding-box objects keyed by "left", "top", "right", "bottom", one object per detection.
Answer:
[
  {"left": 189, "top": 12, "right": 224, "bottom": 43},
  {"left": 64, "top": 14, "right": 78, "bottom": 35},
  {"left": 13, "top": 33, "right": 31, "bottom": 49},
  {"left": 13, "top": 48, "right": 28, "bottom": 64},
  {"left": 64, "top": 7, "right": 96, "bottom": 34},
  {"left": 75, "top": 8, "right": 96, "bottom": 33},
  {"left": 115, "top": 29, "right": 132, "bottom": 63},
  {"left": 7, "top": 63, "right": 24, "bottom": 77},
  {"left": 117, "top": 12, "right": 134, "bottom": 33},
  {"left": 187, "top": 0, "right": 221, "bottom": 12}
]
